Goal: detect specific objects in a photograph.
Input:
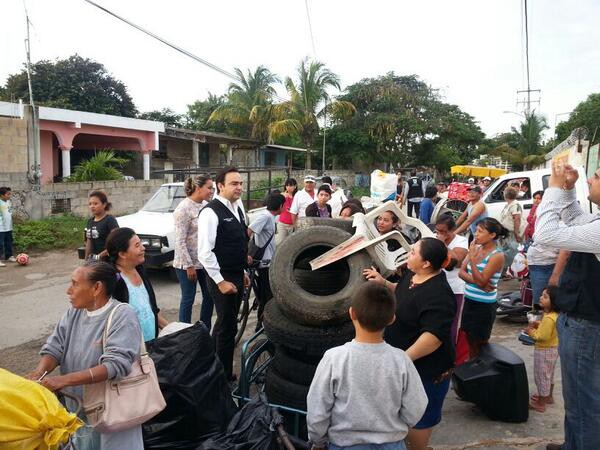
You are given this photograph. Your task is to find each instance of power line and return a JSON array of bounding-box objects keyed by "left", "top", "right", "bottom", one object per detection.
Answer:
[
  {"left": 82, "top": 0, "right": 289, "bottom": 102},
  {"left": 304, "top": 0, "right": 318, "bottom": 58}
]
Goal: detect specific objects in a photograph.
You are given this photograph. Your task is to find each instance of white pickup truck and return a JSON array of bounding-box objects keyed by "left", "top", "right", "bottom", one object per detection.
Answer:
[
  {"left": 114, "top": 182, "right": 265, "bottom": 269},
  {"left": 432, "top": 166, "right": 595, "bottom": 225}
]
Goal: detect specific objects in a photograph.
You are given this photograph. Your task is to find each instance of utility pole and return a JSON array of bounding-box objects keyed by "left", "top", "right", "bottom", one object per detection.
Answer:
[
  {"left": 516, "top": 0, "right": 540, "bottom": 115},
  {"left": 24, "top": 7, "right": 41, "bottom": 186},
  {"left": 322, "top": 102, "right": 327, "bottom": 175}
]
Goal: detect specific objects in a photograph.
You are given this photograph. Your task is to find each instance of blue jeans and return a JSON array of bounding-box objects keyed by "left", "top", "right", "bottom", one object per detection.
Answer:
[
  {"left": 557, "top": 313, "right": 600, "bottom": 450},
  {"left": 176, "top": 268, "right": 214, "bottom": 330},
  {"left": 529, "top": 264, "right": 554, "bottom": 305},
  {"left": 0, "top": 230, "right": 14, "bottom": 260},
  {"left": 329, "top": 440, "right": 406, "bottom": 450}
]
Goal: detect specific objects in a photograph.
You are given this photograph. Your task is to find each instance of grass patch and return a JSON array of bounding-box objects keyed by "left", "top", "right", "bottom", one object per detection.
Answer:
[
  {"left": 249, "top": 177, "right": 285, "bottom": 200},
  {"left": 351, "top": 186, "right": 371, "bottom": 198},
  {"left": 13, "top": 214, "right": 86, "bottom": 253}
]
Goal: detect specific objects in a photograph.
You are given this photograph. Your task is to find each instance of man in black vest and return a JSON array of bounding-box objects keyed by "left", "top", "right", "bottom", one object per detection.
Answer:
[
  {"left": 403, "top": 171, "right": 426, "bottom": 218},
  {"left": 197, "top": 166, "right": 249, "bottom": 380},
  {"left": 534, "top": 160, "right": 600, "bottom": 450}
]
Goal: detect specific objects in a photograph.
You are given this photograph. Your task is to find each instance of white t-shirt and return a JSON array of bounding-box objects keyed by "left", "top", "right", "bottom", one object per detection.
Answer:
[
  {"left": 328, "top": 188, "right": 348, "bottom": 218},
  {"left": 249, "top": 210, "right": 276, "bottom": 268},
  {"left": 289, "top": 189, "right": 315, "bottom": 218},
  {"left": 444, "top": 234, "right": 468, "bottom": 294}
]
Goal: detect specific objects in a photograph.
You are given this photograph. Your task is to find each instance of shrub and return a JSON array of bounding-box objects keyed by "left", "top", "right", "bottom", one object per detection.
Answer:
[
  {"left": 66, "top": 150, "right": 127, "bottom": 182},
  {"left": 13, "top": 215, "right": 87, "bottom": 252}
]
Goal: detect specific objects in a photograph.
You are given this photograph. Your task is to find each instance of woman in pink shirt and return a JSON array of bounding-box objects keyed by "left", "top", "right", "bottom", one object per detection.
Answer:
[{"left": 276, "top": 178, "right": 297, "bottom": 245}]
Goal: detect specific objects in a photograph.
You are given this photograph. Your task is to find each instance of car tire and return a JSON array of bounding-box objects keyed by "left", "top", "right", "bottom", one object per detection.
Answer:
[
  {"left": 265, "top": 368, "right": 309, "bottom": 411},
  {"left": 262, "top": 301, "right": 355, "bottom": 358},
  {"left": 295, "top": 217, "right": 353, "bottom": 233},
  {"left": 270, "top": 226, "right": 371, "bottom": 325},
  {"left": 272, "top": 346, "right": 319, "bottom": 386}
]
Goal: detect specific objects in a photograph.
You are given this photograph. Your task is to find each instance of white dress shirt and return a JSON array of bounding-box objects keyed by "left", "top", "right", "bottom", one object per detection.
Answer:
[
  {"left": 197, "top": 195, "right": 246, "bottom": 284},
  {"left": 534, "top": 187, "right": 600, "bottom": 261},
  {"left": 289, "top": 189, "right": 315, "bottom": 218}
]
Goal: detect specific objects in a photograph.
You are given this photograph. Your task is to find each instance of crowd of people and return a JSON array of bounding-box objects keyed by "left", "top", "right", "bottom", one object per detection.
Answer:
[{"left": 7, "top": 159, "right": 599, "bottom": 450}]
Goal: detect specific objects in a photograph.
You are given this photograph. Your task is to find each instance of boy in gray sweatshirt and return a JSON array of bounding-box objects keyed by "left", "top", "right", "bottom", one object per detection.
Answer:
[{"left": 307, "top": 283, "right": 427, "bottom": 450}]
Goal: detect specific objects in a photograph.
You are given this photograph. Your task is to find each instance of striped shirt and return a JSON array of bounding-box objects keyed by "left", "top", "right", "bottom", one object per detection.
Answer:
[
  {"left": 465, "top": 248, "right": 502, "bottom": 303},
  {"left": 534, "top": 187, "right": 600, "bottom": 261}
]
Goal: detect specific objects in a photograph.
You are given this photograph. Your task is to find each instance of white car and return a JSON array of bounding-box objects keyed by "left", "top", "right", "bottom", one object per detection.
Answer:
[
  {"left": 432, "top": 166, "right": 594, "bottom": 225},
  {"left": 117, "top": 182, "right": 264, "bottom": 269}
]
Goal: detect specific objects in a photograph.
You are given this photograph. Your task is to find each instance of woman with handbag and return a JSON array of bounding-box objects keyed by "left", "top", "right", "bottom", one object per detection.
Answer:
[
  {"left": 104, "top": 227, "right": 168, "bottom": 341},
  {"left": 26, "top": 261, "right": 145, "bottom": 449}
]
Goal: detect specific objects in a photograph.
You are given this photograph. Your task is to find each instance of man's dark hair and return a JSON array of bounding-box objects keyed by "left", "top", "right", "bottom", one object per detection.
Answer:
[
  {"left": 266, "top": 193, "right": 285, "bottom": 211},
  {"left": 215, "top": 166, "right": 239, "bottom": 187},
  {"left": 321, "top": 176, "right": 333, "bottom": 185},
  {"left": 351, "top": 283, "right": 396, "bottom": 332},
  {"left": 0, "top": 187, "right": 9, "bottom": 196},
  {"left": 82, "top": 260, "right": 119, "bottom": 298},
  {"left": 425, "top": 186, "right": 437, "bottom": 199},
  {"left": 532, "top": 190, "right": 544, "bottom": 199},
  {"left": 410, "top": 170, "right": 417, "bottom": 177},
  {"left": 318, "top": 184, "right": 332, "bottom": 196},
  {"left": 436, "top": 214, "right": 457, "bottom": 230}
]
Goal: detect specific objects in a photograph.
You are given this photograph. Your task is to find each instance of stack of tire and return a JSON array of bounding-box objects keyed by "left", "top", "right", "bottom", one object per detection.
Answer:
[{"left": 263, "top": 218, "right": 371, "bottom": 414}]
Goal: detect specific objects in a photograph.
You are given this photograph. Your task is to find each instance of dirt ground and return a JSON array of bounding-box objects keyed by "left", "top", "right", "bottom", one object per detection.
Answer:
[{"left": 0, "top": 250, "right": 564, "bottom": 449}]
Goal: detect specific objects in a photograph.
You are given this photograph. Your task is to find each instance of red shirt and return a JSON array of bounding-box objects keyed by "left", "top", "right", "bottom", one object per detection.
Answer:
[
  {"left": 279, "top": 195, "right": 294, "bottom": 225},
  {"left": 524, "top": 203, "right": 538, "bottom": 241}
]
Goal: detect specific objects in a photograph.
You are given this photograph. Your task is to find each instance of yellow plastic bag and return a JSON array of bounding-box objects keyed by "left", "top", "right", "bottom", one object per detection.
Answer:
[{"left": 0, "top": 368, "right": 83, "bottom": 450}]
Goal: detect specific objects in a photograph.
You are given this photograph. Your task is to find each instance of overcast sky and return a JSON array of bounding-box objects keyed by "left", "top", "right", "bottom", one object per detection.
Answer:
[{"left": 2, "top": 0, "right": 599, "bottom": 139}]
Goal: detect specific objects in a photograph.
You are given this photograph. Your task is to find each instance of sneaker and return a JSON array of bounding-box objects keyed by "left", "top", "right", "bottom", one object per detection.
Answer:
[
  {"left": 7, "top": 256, "right": 17, "bottom": 262},
  {"left": 0, "top": 261, "right": 5, "bottom": 267}
]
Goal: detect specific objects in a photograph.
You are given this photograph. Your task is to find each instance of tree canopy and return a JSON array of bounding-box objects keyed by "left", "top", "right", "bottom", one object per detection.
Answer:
[
  {"left": 139, "top": 108, "right": 183, "bottom": 127},
  {"left": 269, "top": 59, "right": 355, "bottom": 169},
  {"left": 555, "top": 93, "right": 600, "bottom": 144},
  {"left": 0, "top": 55, "right": 137, "bottom": 117},
  {"left": 326, "top": 73, "right": 484, "bottom": 171}
]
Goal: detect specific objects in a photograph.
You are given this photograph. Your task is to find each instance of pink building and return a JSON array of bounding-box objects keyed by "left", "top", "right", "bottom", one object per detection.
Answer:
[{"left": 0, "top": 101, "right": 164, "bottom": 183}]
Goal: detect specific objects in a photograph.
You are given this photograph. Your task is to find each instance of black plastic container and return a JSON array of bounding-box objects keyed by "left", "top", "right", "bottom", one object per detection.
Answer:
[{"left": 452, "top": 343, "right": 529, "bottom": 423}]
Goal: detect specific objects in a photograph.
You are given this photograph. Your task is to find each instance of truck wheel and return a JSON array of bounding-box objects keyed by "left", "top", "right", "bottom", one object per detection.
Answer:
[
  {"left": 295, "top": 217, "right": 353, "bottom": 233},
  {"left": 272, "top": 346, "right": 319, "bottom": 386},
  {"left": 265, "top": 368, "right": 309, "bottom": 411},
  {"left": 270, "top": 226, "right": 371, "bottom": 325},
  {"left": 262, "top": 301, "right": 355, "bottom": 358}
]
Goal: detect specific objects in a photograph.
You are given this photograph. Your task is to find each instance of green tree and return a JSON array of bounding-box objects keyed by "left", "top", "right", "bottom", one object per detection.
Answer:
[
  {"left": 184, "top": 93, "right": 227, "bottom": 132},
  {"left": 490, "top": 112, "right": 549, "bottom": 170},
  {"left": 67, "top": 150, "right": 127, "bottom": 182},
  {"left": 269, "top": 59, "right": 355, "bottom": 169},
  {"left": 326, "top": 73, "right": 483, "bottom": 171},
  {"left": 139, "top": 108, "right": 183, "bottom": 127},
  {"left": 0, "top": 55, "right": 137, "bottom": 117},
  {"left": 555, "top": 93, "right": 600, "bottom": 144},
  {"left": 208, "top": 66, "right": 279, "bottom": 141}
]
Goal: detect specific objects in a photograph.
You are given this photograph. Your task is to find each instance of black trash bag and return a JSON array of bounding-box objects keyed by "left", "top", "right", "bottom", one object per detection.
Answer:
[
  {"left": 143, "top": 322, "right": 237, "bottom": 449},
  {"left": 197, "top": 395, "right": 285, "bottom": 450}
]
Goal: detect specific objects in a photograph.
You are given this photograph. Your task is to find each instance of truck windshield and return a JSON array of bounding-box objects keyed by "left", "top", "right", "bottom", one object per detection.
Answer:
[{"left": 141, "top": 186, "right": 186, "bottom": 212}]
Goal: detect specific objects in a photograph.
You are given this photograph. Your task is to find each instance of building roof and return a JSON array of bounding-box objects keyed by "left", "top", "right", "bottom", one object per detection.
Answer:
[
  {"left": 264, "top": 144, "right": 307, "bottom": 153},
  {"left": 163, "top": 126, "right": 260, "bottom": 146},
  {"left": 0, "top": 101, "right": 164, "bottom": 132}
]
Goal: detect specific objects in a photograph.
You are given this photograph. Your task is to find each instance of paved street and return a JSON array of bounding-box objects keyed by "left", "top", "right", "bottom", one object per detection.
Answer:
[{"left": 0, "top": 250, "right": 564, "bottom": 449}]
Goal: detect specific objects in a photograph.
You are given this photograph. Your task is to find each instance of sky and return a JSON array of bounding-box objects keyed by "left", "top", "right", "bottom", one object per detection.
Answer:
[{"left": 2, "top": 0, "right": 599, "bottom": 139}]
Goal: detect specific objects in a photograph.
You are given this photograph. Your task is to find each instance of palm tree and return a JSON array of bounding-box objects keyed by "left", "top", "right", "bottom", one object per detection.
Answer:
[
  {"left": 208, "top": 66, "right": 280, "bottom": 142},
  {"left": 269, "top": 59, "right": 355, "bottom": 169},
  {"left": 492, "top": 112, "right": 549, "bottom": 170}
]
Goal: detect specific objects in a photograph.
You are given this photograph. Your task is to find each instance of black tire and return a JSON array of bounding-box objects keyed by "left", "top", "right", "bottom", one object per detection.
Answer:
[
  {"left": 272, "top": 346, "right": 319, "bottom": 386},
  {"left": 265, "top": 368, "right": 309, "bottom": 411},
  {"left": 262, "top": 301, "right": 355, "bottom": 358},
  {"left": 295, "top": 217, "right": 353, "bottom": 233},
  {"left": 270, "top": 226, "right": 371, "bottom": 325}
]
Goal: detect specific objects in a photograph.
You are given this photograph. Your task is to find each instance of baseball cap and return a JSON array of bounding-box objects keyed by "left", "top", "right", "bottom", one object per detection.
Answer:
[
  {"left": 483, "top": 176, "right": 491, "bottom": 181},
  {"left": 304, "top": 175, "right": 316, "bottom": 183},
  {"left": 467, "top": 177, "right": 475, "bottom": 183},
  {"left": 467, "top": 185, "right": 483, "bottom": 193}
]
